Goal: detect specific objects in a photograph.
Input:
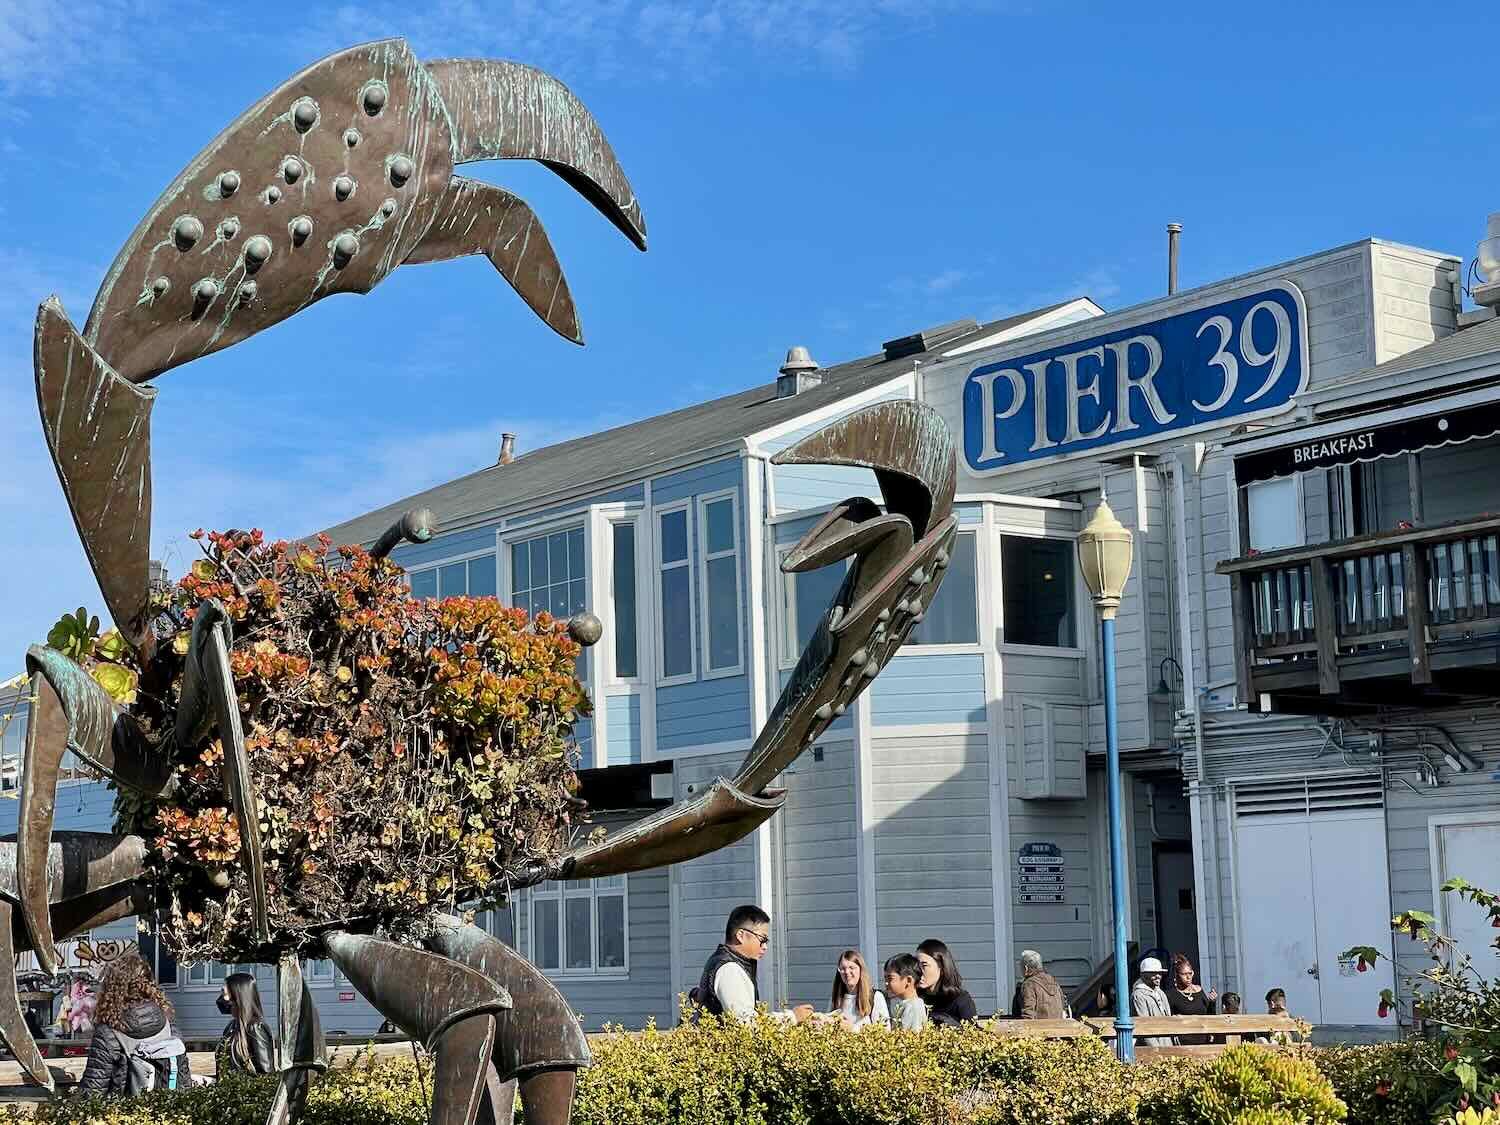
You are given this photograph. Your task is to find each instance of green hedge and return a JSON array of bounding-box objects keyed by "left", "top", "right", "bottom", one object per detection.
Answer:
[{"left": 6, "top": 1025, "right": 1456, "bottom": 1125}]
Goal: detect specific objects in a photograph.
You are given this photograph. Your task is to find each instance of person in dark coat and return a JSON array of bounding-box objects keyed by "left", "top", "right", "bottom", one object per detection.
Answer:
[
  {"left": 76, "top": 952, "right": 191, "bottom": 1095},
  {"left": 217, "top": 971, "right": 276, "bottom": 1075},
  {"left": 915, "top": 939, "right": 978, "bottom": 1026},
  {"left": 1164, "top": 953, "right": 1217, "bottom": 1044}
]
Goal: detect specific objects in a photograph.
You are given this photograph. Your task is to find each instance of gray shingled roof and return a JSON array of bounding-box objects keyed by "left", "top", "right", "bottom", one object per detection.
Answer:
[
  {"left": 1314, "top": 316, "right": 1500, "bottom": 402},
  {"left": 319, "top": 302, "right": 1078, "bottom": 544}
]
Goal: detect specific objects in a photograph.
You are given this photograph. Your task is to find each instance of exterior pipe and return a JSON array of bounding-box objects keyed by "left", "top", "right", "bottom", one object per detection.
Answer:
[{"left": 1168, "top": 223, "right": 1182, "bottom": 295}]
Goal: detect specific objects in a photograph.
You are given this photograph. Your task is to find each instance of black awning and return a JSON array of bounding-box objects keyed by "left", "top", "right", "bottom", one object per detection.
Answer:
[{"left": 1235, "top": 399, "right": 1500, "bottom": 485}]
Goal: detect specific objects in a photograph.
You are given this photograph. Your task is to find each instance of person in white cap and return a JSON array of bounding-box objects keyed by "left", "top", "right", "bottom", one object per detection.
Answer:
[{"left": 1130, "top": 956, "right": 1176, "bottom": 1046}]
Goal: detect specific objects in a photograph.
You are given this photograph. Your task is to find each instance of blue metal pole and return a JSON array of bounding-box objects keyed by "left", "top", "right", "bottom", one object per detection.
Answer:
[{"left": 1102, "top": 613, "right": 1135, "bottom": 1063}]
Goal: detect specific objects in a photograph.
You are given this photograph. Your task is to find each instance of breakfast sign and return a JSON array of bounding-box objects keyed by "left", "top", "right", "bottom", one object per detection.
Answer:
[{"left": 962, "top": 282, "right": 1309, "bottom": 473}]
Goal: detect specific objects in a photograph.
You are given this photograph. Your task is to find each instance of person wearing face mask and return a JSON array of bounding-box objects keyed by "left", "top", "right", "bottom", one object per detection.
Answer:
[{"left": 217, "top": 972, "right": 275, "bottom": 1076}]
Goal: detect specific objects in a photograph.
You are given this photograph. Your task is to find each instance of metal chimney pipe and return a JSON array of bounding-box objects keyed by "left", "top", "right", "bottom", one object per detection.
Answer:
[
  {"left": 498, "top": 432, "right": 516, "bottom": 465},
  {"left": 1167, "top": 223, "right": 1182, "bottom": 295}
]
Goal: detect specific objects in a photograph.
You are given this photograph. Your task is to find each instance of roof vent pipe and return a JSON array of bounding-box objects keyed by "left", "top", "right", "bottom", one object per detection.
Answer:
[
  {"left": 1167, "top": 223, "right": 1182, "bottom": 296},
  {"left": 498, "top": 432, "right": 516, "bottom": 465},
  {"left": 1474, "top": 213, "right": 1500, "bottom": 309},
  {"left": 776, "top": 346, "right": 822, "bottom": 398}
]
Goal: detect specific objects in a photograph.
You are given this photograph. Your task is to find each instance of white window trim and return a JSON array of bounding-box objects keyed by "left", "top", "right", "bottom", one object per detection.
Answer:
[
  {"left": 526, "top": 878, "right": 630, "bottom": 979},
  {"left": 696, "top": 489, "right": 745, "bottom": 680},
  {"left": 654, "top": 500, "right": 697, "bottom": 686},
  {"left": 906, "top": 529, "right": 983, "bottom": 649},
  {"left": 601, "top": 506, "right": 648, "bottom": 688}
]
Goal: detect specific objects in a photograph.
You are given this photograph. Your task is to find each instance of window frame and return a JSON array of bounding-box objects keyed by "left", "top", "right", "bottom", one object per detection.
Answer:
[
  {"left": 603, "top": 509, "right": 647, "bottom": 687},
  {"left": 695, "top": 489, "right": 745, "bottom": 680},
  {"left": 502, "top": 521, "right": 589, "bottom": 626},
  {"left": 525, "top": 877, "right": 630, "bottom": 979},
  {"left": 775, "top": 544, "right": 851, "bottom": 670},
  {"left": 994, "top": 528, "right": 1087, "bottom": 659},
  {"left": 653, "top": 500, "right": 698, "bottom": 686},
  {"left": 904, "top": 528, "right": 985, "bottom": 653},
  {"left": 406, "top": 546, "right": 500, "bottom": 601}
]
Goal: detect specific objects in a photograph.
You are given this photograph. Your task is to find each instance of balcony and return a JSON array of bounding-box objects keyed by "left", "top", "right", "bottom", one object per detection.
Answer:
[{"left": 1216, "top": 515, "right": 1500, "bottom": 713}]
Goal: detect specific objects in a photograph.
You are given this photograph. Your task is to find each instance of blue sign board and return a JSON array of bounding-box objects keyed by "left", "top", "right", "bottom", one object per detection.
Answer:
[{"left": 962, "top": 282, "right": 1308, "bottom": 472}]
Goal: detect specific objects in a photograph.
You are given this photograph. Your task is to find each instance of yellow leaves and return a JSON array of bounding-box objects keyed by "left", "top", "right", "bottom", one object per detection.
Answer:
[
  {"left": 190, "top": 558, "right": 218, "bottom": 581},
  {"left": 91, "top": 661, "right": 139, "bottom": 704},
  {"left": 173, "top": 631, "right": 191, "bottom": 655},
  {"left": 335, "top": 665, "right": 353, "bottom": 684}
]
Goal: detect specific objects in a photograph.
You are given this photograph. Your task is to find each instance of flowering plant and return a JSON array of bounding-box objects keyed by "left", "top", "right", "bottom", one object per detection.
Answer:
[{"left": 59, "top": 530, "right": 590, "bottom": 964}]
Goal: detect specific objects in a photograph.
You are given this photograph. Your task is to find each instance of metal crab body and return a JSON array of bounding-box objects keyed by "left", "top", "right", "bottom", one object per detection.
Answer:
[{"left": 12, "top": 37, "right": 960, "bottom": 1125}]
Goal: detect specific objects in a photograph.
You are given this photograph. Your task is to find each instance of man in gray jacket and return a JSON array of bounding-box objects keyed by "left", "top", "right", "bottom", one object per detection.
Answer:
[
  {"left": 1130, "top": 956, "right": 1176, "bottom": 1047},
  {"left": 1016, "top": 950, "right": 1067, "bottom": 1019}
]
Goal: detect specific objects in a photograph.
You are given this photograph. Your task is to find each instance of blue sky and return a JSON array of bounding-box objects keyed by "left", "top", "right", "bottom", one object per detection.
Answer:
[{"left": 2, "top": 0, "right": 1498, "bottom": 664}]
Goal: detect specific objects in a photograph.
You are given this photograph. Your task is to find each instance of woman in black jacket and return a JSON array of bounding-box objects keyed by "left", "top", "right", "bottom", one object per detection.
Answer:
[
  {"left": 218, "top": 972, "right": 275, "bottom": 1075},
  {"left": 915, "top": 939, "right": 979, "bottom": 1027},
  {"left": 77, "top": 952, "right": 191, "bottom": 1094}
]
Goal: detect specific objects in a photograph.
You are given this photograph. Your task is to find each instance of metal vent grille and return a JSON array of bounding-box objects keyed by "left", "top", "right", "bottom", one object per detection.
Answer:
[{"left": 1234, "top": 774, "right": 1384, "bottom": 818}]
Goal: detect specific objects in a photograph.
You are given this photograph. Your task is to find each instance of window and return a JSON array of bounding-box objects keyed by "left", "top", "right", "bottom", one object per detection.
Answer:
[
  {"left": 528, "top": 876, "right": 627, "bottom": 975},
  {"left": 910, "top": 532, "right": 980, "bottom": 646},
  {"left": 1247, "top": 478, "right": 1302, "bottom": 551},
  {"left": 780, "top": 554, "right": 849, "bottom": 665},
  {"left": 511, "top": 528, "right": 586, "bottom": 621},
  {"left": 611, "top": 522, "right": 639, "bottom": 680},
  {"left": 138, "top": 922, "right": 177, "bottom": 987},
  {"left": 183, "top": 961, "right": 254, "bottom": 988},
  {"left": 657, "top": 506, "right": 695, "bottom": 681},
  {"left": 304, "top": 958, "right": 338, "bottom": 983},
  {"left": 698, "top": 495, "right": 742, "bottom": 675},
  {"left": 1001, "top": 536, "right": 1077, "bottom": 648},
  {"left": 409, "top": 554, "right": 497, "bottom": 600}
]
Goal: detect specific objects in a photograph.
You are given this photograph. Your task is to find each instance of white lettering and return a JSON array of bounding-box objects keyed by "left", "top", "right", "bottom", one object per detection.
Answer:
[
  {"left": 1191, "top": 316, "right": 1238, "bottom": 413},
  {"left": 1024, "top": 358, "right": 1057, "bottom": 452},
  {"left": 1059, "top": 345, "right": 1110, "bottom": 443},
  {"left": 1109, "top": 334, "right": 1175, "bottom": 432},
  {"left": 1241, "top": 300, "right": 1294, "bottom": 403},
  {"left": 974, "top": 368, "right": 1026, "bottom": 462}
]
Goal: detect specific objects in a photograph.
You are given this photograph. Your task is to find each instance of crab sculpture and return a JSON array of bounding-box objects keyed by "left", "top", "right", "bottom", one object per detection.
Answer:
[{"left": 10, "top": 37, "right": 959, "bottom": 1125}]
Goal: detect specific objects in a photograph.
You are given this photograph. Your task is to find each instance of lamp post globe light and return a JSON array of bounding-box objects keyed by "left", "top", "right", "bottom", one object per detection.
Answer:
[{"left": 1077, "top": 499, "right": 1136, "bottom": 1062}]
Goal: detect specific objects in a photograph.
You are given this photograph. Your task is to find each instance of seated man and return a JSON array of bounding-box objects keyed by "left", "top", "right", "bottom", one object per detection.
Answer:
[{"left": 693, "top": 905, "right": 813, "bottom": 1024}]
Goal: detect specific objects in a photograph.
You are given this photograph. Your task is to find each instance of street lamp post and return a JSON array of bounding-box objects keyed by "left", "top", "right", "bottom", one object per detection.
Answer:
[{"left": 1077, "top": 498, "right": 1136, "bottom": 1063}]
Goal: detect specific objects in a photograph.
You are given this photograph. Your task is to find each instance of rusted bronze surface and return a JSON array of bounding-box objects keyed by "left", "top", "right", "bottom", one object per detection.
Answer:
[
  {"left": 33, "top": 300, "right": 157, "bottom": 649},
  {"left": 370, "top": 508, "right": 436, "bottom": 560}
]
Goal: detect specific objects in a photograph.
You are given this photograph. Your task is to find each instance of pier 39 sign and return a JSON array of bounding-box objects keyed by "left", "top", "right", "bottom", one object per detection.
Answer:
[{"left": 962, "top": 282, "right": 1309, "bottom": 472}]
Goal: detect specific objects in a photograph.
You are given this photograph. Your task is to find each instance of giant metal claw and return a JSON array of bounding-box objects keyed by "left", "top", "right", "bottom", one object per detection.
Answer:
[{"left": 15, "top": 37, "right": 957, "bottom": 1125}]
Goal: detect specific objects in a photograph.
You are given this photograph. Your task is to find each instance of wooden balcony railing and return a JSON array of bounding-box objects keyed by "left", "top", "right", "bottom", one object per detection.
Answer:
[{"left": 1217, "top": 514, "right": 1500, "bottom": 700}]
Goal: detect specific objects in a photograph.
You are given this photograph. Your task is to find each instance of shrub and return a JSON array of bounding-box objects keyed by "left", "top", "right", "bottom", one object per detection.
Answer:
[
  {"left": 50, "top": 529, "right": 591, "bottom": 965},
  {"left": 1164, "top": 1045, "right": 1345, "bottom": 1125},
  {"left": 1310, "top": 1041, "right": 1444, "bottom": 1125}
]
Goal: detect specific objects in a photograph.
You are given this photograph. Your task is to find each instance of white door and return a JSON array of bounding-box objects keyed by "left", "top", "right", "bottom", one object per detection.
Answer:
[
  {"left": 1236, "top": 815, "right": 1322, "bottom": 1023},
  {"left": 1307, "top": 812, "right": 1395, "bottom": 1026},
  {"left": 1432, "top": 816, "right": 1500, "bottom": 981}
]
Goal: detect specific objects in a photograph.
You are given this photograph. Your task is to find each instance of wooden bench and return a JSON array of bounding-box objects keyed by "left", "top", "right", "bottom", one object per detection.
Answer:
[{"left": 1086, "top": 1014, "right": 1307, "bottom": 1058}]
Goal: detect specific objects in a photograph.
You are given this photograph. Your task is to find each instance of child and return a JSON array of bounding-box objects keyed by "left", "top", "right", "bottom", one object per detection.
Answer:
[
  {"left": 1220, "top": 992, "right": 1242, "bottom": 1015},
  {"left": 1265, "top": 988, "right": 1287, "bottom": 1016},
  {"left": 883, "top": 953, "right": 928, "bottom": 1031}
]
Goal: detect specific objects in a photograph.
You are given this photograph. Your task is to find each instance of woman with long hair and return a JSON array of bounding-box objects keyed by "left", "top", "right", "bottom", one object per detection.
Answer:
[
  {"left": 915, "top": 938, "right": 978, "bottom": 1027},
  {"left": 77, "top": 952, "right": 191, "bottom": 1094},
  {"left": 829, "top": 950, "right": 889, "bottom": 1029},
  {"left": 218, "top": 971, "right": 276, "bottom": 1075}
]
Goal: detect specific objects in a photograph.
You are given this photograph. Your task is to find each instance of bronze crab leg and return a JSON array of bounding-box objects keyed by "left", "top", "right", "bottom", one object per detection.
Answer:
[
  {"left": 324, "top": 930, "right": 517, "bottom": 1125},
  {"left": 405, "top": 179, "right": 582, "bottom": 344},
  {"left": 175, "top": 600, "right": 271, "bottom": 945},
  {"left": 424, "top": 917, "right": 591, "bottom": 1125},
  {"left": 421, "top": 59, "right": 648, "bottom": 251},
  {"left": 265, "top": 955, "right": 328, "bottom": 1125},
  {"left": 17, "top": 647, "right": 172, "bottom": 968},
  {"left": 541, "top": 400, "right": 958, "bottom": 879},
  {"left": 33, "top": 299, "right": 157, "bottom": 652},
  {"left": 0, "top": 832, "right": 148, "bottom": 1091}
]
